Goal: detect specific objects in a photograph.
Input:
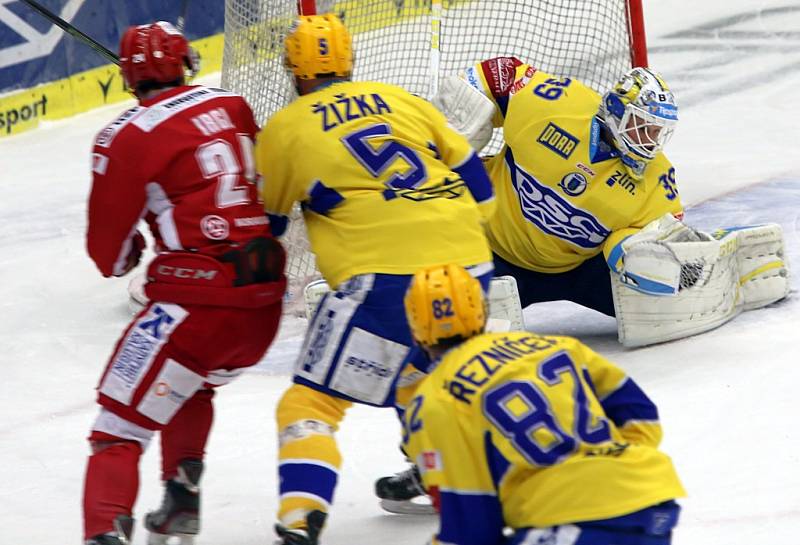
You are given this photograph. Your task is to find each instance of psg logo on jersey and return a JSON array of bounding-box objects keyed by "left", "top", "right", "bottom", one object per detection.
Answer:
[{"left": 558, "top": 172, "right": 588, "bottom": 196}]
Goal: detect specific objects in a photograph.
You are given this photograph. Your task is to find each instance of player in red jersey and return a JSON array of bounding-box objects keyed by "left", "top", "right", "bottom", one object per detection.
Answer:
[{"left": 83, "top": 21, "right": 286, "bottom": 545}]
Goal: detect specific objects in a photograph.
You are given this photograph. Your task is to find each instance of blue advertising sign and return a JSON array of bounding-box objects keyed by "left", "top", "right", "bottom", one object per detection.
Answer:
[{"left": 0, "top": 0, "right": 223, "bottom": 94}]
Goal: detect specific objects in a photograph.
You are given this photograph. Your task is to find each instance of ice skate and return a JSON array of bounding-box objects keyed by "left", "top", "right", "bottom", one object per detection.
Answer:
[
  {"left": 86, "top": 515, "right": 134, "bottom": 545},
  {"left": 144, "top": 459, "right": 203, "bottom": 545},
  {"left": 274, "top": 509, "right": 327, "bottom": 545},
  {"left": 375, "top": 465, "right": 435, "bottom": 515}
]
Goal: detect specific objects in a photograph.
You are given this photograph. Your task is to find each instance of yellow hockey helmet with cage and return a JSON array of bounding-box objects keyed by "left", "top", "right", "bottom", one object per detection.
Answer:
[
  {"left": 600, "top": 67, "right": 678, "bottom": 175},
  {"left": 405, "top": 264, "right": 486, "bottom": 349},
  {"left": 285, "top": 13, "right": 353, "bottom": 80}
]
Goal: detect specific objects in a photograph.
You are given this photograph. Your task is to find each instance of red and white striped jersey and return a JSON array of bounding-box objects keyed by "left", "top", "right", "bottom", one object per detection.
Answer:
[{"left": 88, "top": 85, "right": 271, "bottom": 277}]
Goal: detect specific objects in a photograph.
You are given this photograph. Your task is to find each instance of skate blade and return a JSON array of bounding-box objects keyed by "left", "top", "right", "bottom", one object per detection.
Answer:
[
  {"left": 379, "top": 498, "right": 436, "bottom": 515},
  {"left": 147, "top": 532, "right": 196, "bottom": 545}
]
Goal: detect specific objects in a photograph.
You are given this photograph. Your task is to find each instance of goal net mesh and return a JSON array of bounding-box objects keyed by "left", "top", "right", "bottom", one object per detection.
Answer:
[{"left": 222, "top": 0, "right": 638, "bottom": 306}]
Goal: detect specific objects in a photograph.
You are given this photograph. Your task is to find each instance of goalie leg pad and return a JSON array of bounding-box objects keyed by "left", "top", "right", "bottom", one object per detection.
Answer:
[
  {"left": 304, "top": 276, "right": 525, "bottom": 331},
  {"left": 613, "top": 223, "right": 790, "bottom": 347},
  {"left": 720, "top": 224, "right": 790, "bottom": 310},
  {"left": 303, "top": 278, "right": 330, "bottom": 320},
  {"left": 486, "top": 275, "right": 525, "bottom": 331},
  {"left": 612, "top": 262, "right": 741, "bottom": 348}
]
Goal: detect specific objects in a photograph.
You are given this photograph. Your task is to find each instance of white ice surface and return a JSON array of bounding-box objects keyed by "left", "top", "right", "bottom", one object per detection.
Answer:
[{"left": 1, "top": 1, "right": 799, "bottom": 543}]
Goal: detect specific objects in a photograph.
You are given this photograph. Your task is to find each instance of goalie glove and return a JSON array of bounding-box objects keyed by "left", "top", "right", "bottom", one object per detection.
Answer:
[
  {"left": 618, "top": 242, "right": 682, "bottom": 296},
  {"left": 432, "top": 74, "right": 496, "bottom": 151},
  {"left": 615, "top": 214, "right": 712, "bottom": 296}
]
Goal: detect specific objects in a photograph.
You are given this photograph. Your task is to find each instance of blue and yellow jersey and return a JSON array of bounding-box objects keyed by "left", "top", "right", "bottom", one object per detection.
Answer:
[
  {"left": 402, "top": 332, "right": 685, "bottom": 545},
  {"left": 465, "top": 58, "right": 683, "bottom": 273},
  {"left": 255, "top": 80, "right": 494, "bottom": 288}
]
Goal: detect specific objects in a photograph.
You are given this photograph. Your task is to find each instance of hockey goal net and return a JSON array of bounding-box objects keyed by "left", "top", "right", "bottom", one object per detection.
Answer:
[{"left": 221, "top": 0, "right": 648, "bottom": 308}]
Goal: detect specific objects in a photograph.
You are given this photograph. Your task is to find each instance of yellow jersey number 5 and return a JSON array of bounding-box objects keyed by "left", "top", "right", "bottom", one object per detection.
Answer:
[{"left": 341, "top": 123, "right": 428, "bottom": 190}]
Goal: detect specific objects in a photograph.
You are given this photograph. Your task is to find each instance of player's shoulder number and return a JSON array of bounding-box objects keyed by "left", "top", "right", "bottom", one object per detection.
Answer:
[{"left": 533, "top": 77, "right": 573, "bottom": 101}]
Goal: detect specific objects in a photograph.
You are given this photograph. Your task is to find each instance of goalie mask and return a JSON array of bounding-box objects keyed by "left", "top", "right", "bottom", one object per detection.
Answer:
[
  {"left": 600, "top": 67, "right": 678, "bottom": 175},
  {"left": 119, "top": 21, "right": 199, "bottom": 95},
  {"left": 284, "top": 14, "right": 353, "bottom": 80},
  {"left": 405, "top": 264, "right": 486, "bottom": 349}
]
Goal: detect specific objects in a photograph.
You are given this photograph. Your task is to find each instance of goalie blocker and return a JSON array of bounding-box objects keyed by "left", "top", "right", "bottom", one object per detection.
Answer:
[{"left": 612, "top": 214, "right": 790, "bottom": 347}]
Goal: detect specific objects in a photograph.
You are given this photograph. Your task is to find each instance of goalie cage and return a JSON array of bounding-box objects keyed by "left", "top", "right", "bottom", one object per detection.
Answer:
[{"left": 222, "top": 0, "right": 649, "bottom": 314}]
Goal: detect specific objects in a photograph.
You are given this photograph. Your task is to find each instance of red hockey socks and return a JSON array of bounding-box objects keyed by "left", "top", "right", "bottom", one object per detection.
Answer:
[
  {"left": 83, "top": 433, "right": 142, "bottom": 539},
  {"left": 160, "top": 388, "right": 214, "bottom": 481}
]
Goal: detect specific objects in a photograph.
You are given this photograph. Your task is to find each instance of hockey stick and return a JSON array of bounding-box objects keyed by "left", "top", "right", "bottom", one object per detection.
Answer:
[
  {"left": 176, "top": 0, "right": 190, "bottom": 32},
  {"left": 429, "top": 0, "right": 442, "bottom": 99},
  {"left": 19, "top": 0, "right": 119, "bottom": 65}
]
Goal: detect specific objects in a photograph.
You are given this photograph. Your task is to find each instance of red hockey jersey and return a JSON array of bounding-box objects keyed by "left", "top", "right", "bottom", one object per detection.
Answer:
[{"left": 88, "top": 85, "right": 271, "bottom": 277}]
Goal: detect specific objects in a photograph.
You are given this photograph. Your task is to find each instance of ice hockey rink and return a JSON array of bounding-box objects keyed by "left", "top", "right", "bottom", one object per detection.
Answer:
[{"left": 1, "top": 0, "right": 798, "bottom": 543}]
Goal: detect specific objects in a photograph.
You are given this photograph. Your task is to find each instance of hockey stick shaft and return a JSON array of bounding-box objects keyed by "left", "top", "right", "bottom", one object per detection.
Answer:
[
  {"left": 429, "top": 0, "right": 442, "bottom": 99},
  {"left": 176, "top": 0, "right": 190, "bottom": 32},
  {"left": 20, "top": 0, "right": 119, "bottom": 65}
]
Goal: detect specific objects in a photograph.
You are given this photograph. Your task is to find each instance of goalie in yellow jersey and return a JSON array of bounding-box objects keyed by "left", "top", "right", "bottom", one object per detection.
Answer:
[
  {"left": 399, "top": 263, "right": 686, "bottom": 545},
  {"left": 435, "top": 57, "right": 683, "bottom": 316},
  {"left": 432, "top": 58, "right": 789, "bottom": 347},
  {"left": 254, "top": 14, "right": 496, "bottom": 545}
]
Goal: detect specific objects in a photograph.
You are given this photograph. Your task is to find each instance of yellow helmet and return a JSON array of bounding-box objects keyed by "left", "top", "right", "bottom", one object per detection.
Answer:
[
  {"left": 285, "top": 14, "right": 353, "bottom": 80},
  {"left": 405, "top": 264, "right": 486, "bottom": 348}
]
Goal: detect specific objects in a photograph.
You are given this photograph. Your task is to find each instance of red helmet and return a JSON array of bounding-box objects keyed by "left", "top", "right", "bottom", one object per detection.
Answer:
[{"left": 119, "top": 21, "right": 198, "bottom": 91}]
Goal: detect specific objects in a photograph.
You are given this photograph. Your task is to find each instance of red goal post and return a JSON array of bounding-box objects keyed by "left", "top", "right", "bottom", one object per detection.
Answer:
[{"left": 221, "top": 0, "right": 649, "bottom": 307}]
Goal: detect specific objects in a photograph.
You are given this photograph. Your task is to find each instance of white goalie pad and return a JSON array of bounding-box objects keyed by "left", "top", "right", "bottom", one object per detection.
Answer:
[
  {"left": 302, "top": 278, "right": 328, "bottom": 320},
  {"left": 432, "top": 75, "right": 496, "bottom": 151},
  {"left": 486, "top": 275, "right": 525, "bottom": 332},
  {"left": 613, "top": 222, "right": 790, "bottom": 347},
  {"left": 304, "top": 275, "right": 525, "bottom": 332}
]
